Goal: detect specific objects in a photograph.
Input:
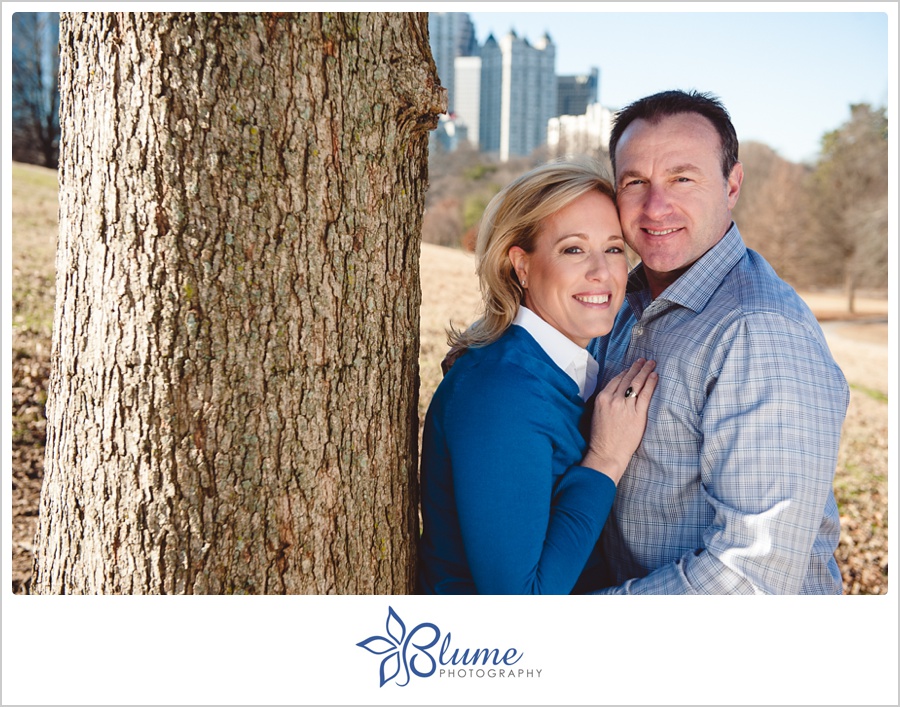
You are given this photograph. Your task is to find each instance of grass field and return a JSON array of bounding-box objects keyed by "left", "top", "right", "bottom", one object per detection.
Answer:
[{"left": 10, "top": 161, "right": 889, "bottom": 594}]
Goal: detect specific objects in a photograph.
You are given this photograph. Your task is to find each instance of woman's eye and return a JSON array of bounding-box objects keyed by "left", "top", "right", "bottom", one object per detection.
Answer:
[
  {"left": 563, "top": 246, "right": 583, "bottom": 255},
  {"left": 606, "top": 246, "right": 624, "bottom": 254}
]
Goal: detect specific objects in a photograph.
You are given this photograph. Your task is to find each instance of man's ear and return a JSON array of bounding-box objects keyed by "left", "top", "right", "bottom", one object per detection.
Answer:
[{"left": 726, "top": 161, "right": 744, "bottom": 209}]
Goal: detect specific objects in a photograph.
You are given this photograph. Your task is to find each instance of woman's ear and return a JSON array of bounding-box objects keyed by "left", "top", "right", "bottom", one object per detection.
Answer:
[{"left": 508, "top": 246, "right": 529, "bottom": 287}]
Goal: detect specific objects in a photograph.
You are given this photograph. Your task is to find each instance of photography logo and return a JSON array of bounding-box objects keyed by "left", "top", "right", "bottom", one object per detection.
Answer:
[{"left": 356, "top": 606, "right": 541, "bottom": 687}]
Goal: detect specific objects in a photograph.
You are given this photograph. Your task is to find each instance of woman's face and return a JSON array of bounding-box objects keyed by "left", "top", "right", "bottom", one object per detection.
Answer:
[{"left": 509, "top": 190, "right": 628, "bottom": 348}]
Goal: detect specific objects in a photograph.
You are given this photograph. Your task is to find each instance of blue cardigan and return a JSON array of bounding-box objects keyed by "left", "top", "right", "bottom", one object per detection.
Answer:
[{"left": 417, "top": 325, "right": 617, "bottom": 594}]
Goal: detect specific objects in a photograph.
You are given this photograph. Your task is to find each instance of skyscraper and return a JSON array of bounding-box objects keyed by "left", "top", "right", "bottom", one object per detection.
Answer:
[
  {"left": 479, "top": 30, "right": 557, "bottom": 161},
  {"left": 454, "top": 55, "right": 482, "bottom": 149},
  {"left": 428, "top": 12, "right": 477, "bottom": 115},
  {"left": 557, "top": 68, "right": 600, "bottom": 117},
  {"left": 547, "top": 102, "right": 614, "bottom": 159}
]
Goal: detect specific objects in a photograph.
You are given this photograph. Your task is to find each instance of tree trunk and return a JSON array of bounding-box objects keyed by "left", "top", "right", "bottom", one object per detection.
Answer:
[
  {"left": 34, "top": 12, "right": 445, "bottom": 594},
  {"left": 846, "top": 270, "right": 857, "bottom": 314}
]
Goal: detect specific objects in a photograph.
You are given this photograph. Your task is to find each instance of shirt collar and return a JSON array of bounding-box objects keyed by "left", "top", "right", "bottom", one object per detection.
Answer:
[
  {"left": 626, "top": 222, "right": 746, "bottom": 316},
  {"left": 512, "top": 306, "right": 599, "bottom": 400}
]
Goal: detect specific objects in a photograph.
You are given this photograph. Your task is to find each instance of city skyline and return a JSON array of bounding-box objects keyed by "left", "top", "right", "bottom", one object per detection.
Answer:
[{"left": 468, "top": 8, "right": 890, "bottom": 164}]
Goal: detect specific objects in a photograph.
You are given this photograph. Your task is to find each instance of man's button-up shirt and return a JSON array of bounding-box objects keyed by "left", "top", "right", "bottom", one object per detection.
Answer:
[{"left": 588, "top": 224, "right": 849, "bottom": 594}]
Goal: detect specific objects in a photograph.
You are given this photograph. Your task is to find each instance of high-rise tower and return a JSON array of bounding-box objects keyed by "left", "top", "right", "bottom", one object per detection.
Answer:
[
  {"left": 479, "top": 30, "right": 557, "bottom": 161},
  {"left": 428, "top": 12, "right": 477, "bottom": 115},
  {"left": 557, "top": 68, "right": 600, "bottom": 117}
]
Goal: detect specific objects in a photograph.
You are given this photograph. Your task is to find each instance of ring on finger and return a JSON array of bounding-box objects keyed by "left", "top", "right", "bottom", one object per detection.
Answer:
[{"left": 624, "top": 386, "right": 638, "bottom": 399}]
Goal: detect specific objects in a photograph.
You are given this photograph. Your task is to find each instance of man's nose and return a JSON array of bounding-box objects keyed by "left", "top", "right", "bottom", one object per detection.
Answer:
[{"left": 643, "top": 183, "right": 672, "bottom": 218}]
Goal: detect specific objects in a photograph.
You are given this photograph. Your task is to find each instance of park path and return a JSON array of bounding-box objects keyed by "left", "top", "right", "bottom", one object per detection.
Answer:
[{"left": 820, "top": 319, "right": 889, "bottom": 395}]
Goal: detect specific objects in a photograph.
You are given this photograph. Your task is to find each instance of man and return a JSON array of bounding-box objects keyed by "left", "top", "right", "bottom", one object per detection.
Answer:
[{"left": 587, "top": 90, "right": 849, "bottom": 594}]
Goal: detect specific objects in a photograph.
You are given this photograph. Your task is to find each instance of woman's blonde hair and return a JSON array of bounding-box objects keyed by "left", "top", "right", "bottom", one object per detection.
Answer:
[{"left": 448, "top": 159, "right": 617, "bottom": 350}]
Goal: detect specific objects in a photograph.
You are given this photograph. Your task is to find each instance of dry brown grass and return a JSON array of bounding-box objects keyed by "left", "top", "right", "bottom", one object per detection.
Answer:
[{"left": 419, "top": 244, "right": 482, "bottom": 417}]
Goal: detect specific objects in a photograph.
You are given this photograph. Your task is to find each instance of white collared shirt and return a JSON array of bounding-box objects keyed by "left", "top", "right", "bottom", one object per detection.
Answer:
[{"left": 512, "top": 306, "right": 599, "bottom": 401}]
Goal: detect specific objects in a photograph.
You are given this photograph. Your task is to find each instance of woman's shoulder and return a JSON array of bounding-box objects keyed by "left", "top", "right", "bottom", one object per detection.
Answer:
[
  {"left": 454, "top": 326, "right": 549, "bottom": 372},
  {"left": 443, "top": 326, "right": 571, "bottom": 399},
  {"left": 432, "top": 326, "right": 582, "bottom": 438}
]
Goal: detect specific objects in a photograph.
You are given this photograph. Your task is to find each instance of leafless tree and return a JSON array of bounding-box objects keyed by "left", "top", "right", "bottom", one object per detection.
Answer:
[
  {"left": 810, "top": 104, "right": 889, "bottom": 310},
  {"left": 732, "top": 141, "right": 818, "bottom": 288},
  {"left": 11, "top": 12, "right": 60, "bottom": 168}
]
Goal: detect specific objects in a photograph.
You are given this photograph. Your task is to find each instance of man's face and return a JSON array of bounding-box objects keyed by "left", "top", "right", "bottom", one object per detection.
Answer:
[{"left": 614, "top": 112, "right": 743, "bottom": 298}]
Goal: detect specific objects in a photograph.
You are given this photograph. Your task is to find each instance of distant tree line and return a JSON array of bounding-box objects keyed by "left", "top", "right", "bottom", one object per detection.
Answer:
[{"left": 425, "top": 104, "right": 888, "bottom": 310}]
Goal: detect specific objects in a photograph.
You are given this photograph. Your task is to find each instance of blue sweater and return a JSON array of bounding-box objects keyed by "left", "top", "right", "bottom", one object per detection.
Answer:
[{"left": 417, "top": 326, "right": 617, "bottom": 594}]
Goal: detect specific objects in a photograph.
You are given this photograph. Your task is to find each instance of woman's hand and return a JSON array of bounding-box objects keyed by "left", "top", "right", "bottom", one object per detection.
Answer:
[{"left": 581, "top": 358, "right": 658, "bottom": 485}]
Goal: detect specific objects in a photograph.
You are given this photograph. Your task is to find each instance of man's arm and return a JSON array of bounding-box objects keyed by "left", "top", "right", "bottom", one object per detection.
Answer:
[{"left": 596, "top": 312, "right": 849, "bottom": 595}]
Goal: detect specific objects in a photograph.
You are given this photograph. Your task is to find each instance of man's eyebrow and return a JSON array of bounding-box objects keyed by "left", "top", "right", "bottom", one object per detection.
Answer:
[
  {"left": 667, "top": 163, "right": 701, "bottom": 175},
  {"left": 617, "top": 164, "right": 702, "bottom": 185}
]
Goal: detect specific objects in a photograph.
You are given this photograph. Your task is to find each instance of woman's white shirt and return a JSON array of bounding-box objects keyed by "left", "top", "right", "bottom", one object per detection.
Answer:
[{"left": 512, "top": 306, "right": 599, "bottom": 401}]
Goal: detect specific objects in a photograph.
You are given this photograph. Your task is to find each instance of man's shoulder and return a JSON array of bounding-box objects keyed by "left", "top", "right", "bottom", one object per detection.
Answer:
[{"left": 716, "top": 248, "right": 817, "bottom": 326}]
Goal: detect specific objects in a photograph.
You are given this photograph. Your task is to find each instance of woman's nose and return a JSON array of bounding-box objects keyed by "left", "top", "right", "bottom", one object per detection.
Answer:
[{"left": 587, "top": 252, "right": 610, "bottom": 280}]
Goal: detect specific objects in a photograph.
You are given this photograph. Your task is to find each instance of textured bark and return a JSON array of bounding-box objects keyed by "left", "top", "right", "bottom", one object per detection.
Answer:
[{"left": 34, "top": 12, "right": 445, "bottom": 594}]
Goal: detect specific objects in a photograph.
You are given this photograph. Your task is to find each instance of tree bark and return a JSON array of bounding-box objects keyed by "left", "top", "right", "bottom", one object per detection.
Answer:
[{"left": 34, "top": 12, "right": 445, "bottom": 594}]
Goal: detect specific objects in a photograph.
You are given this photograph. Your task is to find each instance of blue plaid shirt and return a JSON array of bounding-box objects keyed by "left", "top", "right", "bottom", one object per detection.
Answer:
[{"left": 587, "top": 224, "right": 849, "bottom": 594}]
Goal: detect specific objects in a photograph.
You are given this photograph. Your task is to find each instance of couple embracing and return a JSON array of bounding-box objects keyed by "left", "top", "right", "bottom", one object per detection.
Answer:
[{"left": 417, "top": 89, "right": 849, "bottom": 595}]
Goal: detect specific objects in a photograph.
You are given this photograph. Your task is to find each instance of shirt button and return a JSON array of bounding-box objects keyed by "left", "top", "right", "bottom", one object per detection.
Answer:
[{"left": 634, "top": 326, "right": 644, "bottom": 337}]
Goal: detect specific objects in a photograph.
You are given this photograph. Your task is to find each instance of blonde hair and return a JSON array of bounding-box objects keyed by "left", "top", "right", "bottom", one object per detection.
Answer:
[{"left": 449, "top": 160, "right": 617, "bottom": 350}]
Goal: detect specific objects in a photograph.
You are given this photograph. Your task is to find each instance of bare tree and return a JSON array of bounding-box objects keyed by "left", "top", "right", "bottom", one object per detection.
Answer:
[
  {"left": 810, "top": 103, "right": 889, "bottom": 310},
  {"left": 11, "top": 12, "right": 61, "bottom": 168},
  {"left": 732, "top": 141, "right": 819, "bottom": 288},
  {"left": 34, "top": 12, "right": 445, "bottom": 594},
  {"left": 423, "top": 148, "right": 541, "bottom": 250}
]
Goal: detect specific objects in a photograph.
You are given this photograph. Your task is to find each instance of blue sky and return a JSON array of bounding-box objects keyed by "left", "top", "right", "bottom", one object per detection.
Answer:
[{"left": 467, "top": 7, "right": 891, "bottom": 164}]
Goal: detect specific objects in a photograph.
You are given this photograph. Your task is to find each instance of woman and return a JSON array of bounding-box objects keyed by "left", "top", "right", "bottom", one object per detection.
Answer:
[{"left": 417, "top": 160, "right": 658, "bottom": 595}]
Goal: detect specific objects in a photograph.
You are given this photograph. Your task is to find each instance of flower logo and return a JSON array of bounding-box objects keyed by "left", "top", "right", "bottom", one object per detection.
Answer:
[{"left": 356, "top": 606, "right": 440, "bottom": 687}]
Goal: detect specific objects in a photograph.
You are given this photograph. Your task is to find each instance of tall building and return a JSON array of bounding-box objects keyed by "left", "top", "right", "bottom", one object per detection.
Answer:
[
  {"left": 479, "top": 30, "right": 557, "bottom": 161},
  {"left": 547, "top": 102, "right": 614, "bottom": 159},
  {"left": 454, "top": 56, "right": 482, "bottom": 149},
  {"left": 557, "top": 68, "right": 600, "bottom": 117},
  {"left": 428, "top": 12, "right": 477, "bottom": 115}
]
